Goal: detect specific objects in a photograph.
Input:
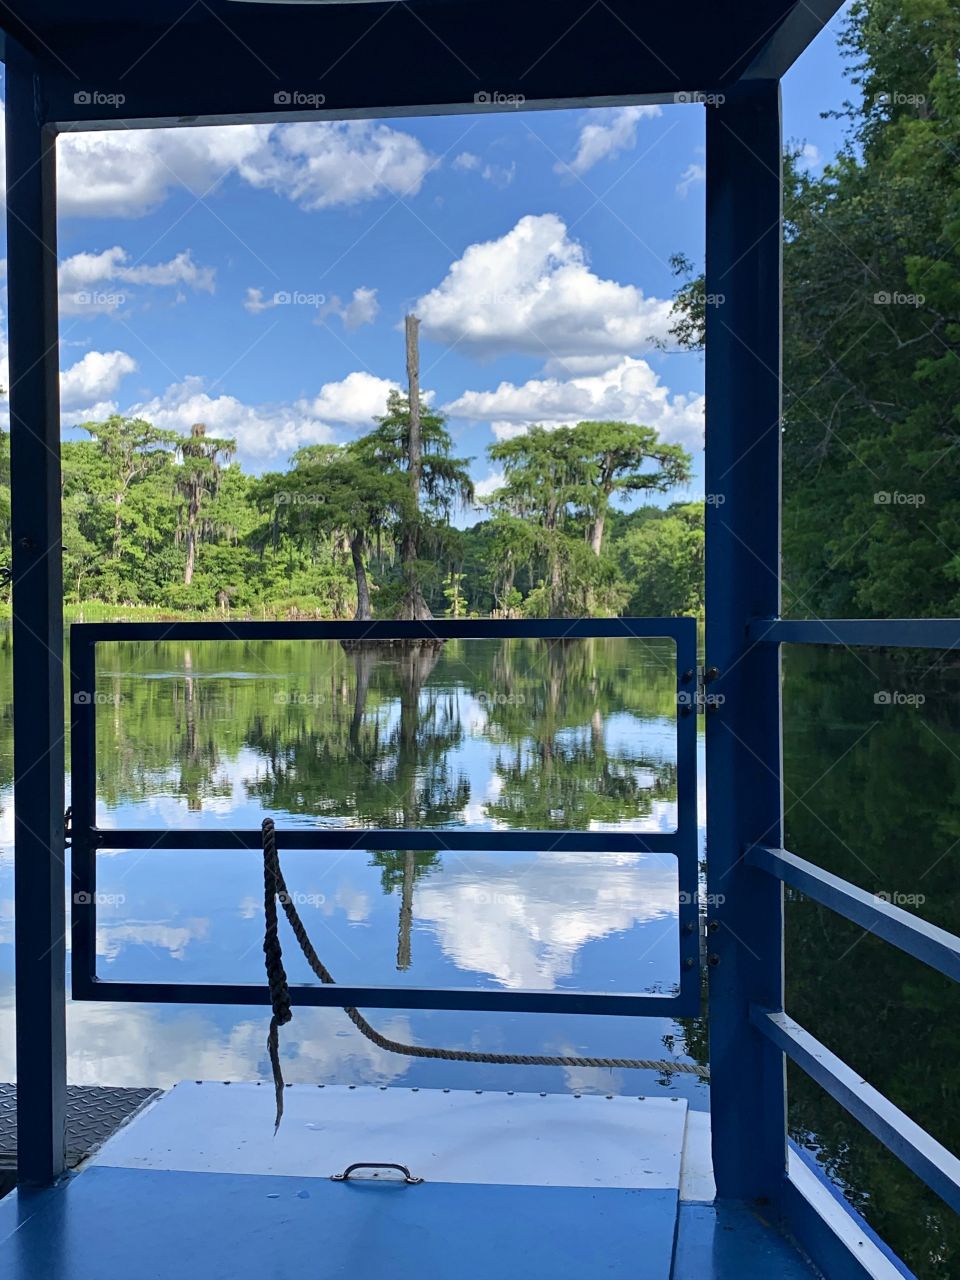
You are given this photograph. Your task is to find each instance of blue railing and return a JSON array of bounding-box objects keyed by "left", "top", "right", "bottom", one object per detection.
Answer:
[
  {"left": 744, "top": 619, "right": 960, "bottom": 1220},
  {"left": 69, "top": 616, "right": 701, "bottom": 1019}
]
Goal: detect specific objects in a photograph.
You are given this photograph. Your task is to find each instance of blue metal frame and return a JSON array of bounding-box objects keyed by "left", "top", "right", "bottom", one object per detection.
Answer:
[
  {"left": 6, "top": 43, "right": 68, "bottom": 1187},
  {"left": 749, "top": 617, "right": 960, "bottom": 650},
  {"left": 704, "top": 79, "right": 788, "bottom": 1202},
  {"left": 736, "top": 616, "right": 960, "bottom": 1263},
  {"left": 69, "top": 617, "right": 701, "bottom": 1018},
  {"left": 754, "top": 1008, "right": 960, "bottom": 1215}
]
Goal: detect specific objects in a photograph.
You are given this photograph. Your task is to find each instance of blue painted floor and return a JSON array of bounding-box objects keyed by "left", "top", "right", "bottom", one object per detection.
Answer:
[
  {"left": 674, "top": 1202, "right": 818, "bottom": 1279},
  {"left": 0, "top": 1166, "right": 682, "bottom": 1280},
  {"left": 0, "top": 1165, "right": 821, "bottom": 1280}
]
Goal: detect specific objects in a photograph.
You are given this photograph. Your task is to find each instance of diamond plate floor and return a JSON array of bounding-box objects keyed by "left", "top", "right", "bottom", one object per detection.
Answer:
[{"left": 0, "top": 1085, "right": 159, "bottom": 1172}]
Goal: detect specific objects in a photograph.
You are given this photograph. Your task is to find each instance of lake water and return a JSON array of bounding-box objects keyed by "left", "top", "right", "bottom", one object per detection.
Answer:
[
  {"left": 0, "top": 631, "right": 956, "bottom": 1275},
  {"left": 0, "top": 634, "right": 709, "bottom": 1105}
]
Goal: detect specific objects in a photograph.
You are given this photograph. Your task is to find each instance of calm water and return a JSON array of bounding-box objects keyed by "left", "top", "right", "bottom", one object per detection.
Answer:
[
  {"left": 0, "top": 634, "right": 709, "bottom": 1106},
  {"left": 0, "top": 632, "right": 956, "bottom": 1275}
]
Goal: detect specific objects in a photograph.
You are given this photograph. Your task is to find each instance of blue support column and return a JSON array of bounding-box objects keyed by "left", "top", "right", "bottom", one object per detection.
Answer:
[
  {"left": 5, "top": 44, "right": 67, "bottom": 1185},
  {"left": 704, "top": 80, "right": 787, "bottom": 1200}
]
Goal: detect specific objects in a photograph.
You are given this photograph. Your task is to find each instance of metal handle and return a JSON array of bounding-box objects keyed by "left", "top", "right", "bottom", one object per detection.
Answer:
[{"left": 331, "top": 1161, "right": 423, "bottom": 1184}]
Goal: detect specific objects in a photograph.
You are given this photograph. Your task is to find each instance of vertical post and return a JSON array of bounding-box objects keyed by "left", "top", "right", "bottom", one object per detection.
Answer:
[
  {"left": 6, "top": 44, "right": 67, "bottom": 1186},
  {"left": 704, "top": 80, "right": 786, "bottom": 1200}
]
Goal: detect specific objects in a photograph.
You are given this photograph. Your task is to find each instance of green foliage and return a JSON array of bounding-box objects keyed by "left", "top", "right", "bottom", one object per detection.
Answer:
[
  {"left": 618, "top": 503, "right": 705, "bottom": 617},
  {"left": 486, "top": 420, "right": 693, "bottom": 617},
  {"left": 666, "top": 0, "right": 960, "bottom": 619},
  {"left": 0, "top": 400, "right": 697, "bottom": 620}
]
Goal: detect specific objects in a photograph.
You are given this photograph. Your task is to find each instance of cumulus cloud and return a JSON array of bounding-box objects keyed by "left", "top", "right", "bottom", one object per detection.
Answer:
[
  {"left": 59, "top": 246, "right": 215, "bottom": 314},
  {"left": 128, "top": 369, "right": 399, "bottom": 458},
  {"left": 48, "top": 110, "right": 435, "bottom": 218},
  {"left": 416, "top": 213, "right": 671, "bottom": 358},
  {"left": 60, "top": 349, "right": 138, "bottom": 411},
  {"left": 240, "top": 120, "right": 437, "bottom": 211},
  {"left": 556, "top": 105, "right": 661, "bottom": 178},
  {"left": 303, "top": 369, "right": 398, "bottom": 425},
  {"left": 445, "top": 355, "right": 704, "bottom": 451}
]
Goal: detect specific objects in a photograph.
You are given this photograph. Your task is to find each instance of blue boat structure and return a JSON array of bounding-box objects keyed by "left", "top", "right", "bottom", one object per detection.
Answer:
[{"left": 0, "top": 2, "right": 957, "bottom": 1277}]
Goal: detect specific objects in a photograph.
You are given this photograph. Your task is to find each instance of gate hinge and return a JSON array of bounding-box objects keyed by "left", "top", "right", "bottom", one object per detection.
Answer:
[{"left": 697, "top": 666, "right": 722, "bottom": 714}]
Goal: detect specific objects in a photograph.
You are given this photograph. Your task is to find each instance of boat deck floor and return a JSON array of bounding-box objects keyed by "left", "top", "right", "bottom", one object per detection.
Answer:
[{"left": 0, "top": 1083, "right": 819, "bottom": 1280}]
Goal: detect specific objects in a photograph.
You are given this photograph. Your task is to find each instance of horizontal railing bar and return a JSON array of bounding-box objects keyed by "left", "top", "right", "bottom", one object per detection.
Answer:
[
  {"left": 72, "top": 617, "right": 693, "bottom": 644},
  {"left": 751, "top": 1007, "right": 960, "bottom": 1214},
  {"left": 73, "top": 976, "right": 692, "bottom": 1018},
  {"left": 747, "top": 617, "right": 960, "bottom": 650},
  {"left": 89, "top": 828, "right": 684, "bottom": 854},
  {"left": 747, "top": 845, "right": 960, "bottom": 984}
]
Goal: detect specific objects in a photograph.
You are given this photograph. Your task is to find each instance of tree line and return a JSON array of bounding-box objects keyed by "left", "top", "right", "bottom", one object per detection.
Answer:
[{"left": 0, "top": 400, "right": 702, "bottom": 619}]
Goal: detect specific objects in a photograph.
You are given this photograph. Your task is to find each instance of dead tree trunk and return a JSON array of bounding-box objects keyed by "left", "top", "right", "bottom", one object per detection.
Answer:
[{"left": 398, "top": 314, "right": 431, "bottom": 620}]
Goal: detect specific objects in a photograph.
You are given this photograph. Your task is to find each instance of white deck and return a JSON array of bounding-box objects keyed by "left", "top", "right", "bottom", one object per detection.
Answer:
[{"left": 92, "top": 1081, "right": 700, "bottom": 1191}]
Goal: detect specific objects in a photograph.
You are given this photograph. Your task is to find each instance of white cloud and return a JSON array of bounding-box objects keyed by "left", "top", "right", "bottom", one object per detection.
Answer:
[
  {"left": 60, "top": 349, "right": 138, "bottom": 410},
  {"left": 59, "top": 246, "right": 215, "bottom": 314},
  {"left": 417, "top": 213, "right": 671, "bottom": 358},
  {"left": 556, "top": 105, "right": 661, "bottom": 178},
  {"left": 445, "top": 355, "right": 704, "bottom": 451},
  {"left": 797, "top": 141, "right": 822, "bottom": 172},
  {"left": 453, "top": 150, "right": 515, "bottom": 188},
  {"left": 55, "top": 122, "right": 266, "bottom": 218},
  {"left": 128, "top": 369, "right": 399, "bottom": 459},
  {"left": 676, "top": 162, "right": 705, "bottom": 198},
  {"left": 416, "top": 852, "right": 678, "bottom": 990},
  {"left": 473, "top": 469, "right": 505, "bottom": 501},
  {"left": 317, "top": 286, "right": 380, "bottom": 330},
  {"left": 243, "top": 120, "right": 436, "bottom": 211},
  {"left": 128, "top": 377, "right": 333, "bottom": 458},
  {"left": 46, "top": 109, "right": 435, "bottom": 218},
  {"left": 304, "top": 369, "right": 398, "bottom": 425},
  {"left": 243, "top": 287, "right": 276, "bottom": 315}
]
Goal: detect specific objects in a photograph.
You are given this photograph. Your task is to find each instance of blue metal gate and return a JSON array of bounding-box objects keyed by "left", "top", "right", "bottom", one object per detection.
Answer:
[{"left": 69, "top": 616, "right": 701, "bottom": 1019}]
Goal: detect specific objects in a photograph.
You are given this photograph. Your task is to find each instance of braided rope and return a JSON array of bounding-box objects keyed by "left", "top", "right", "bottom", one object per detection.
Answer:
[{"left": 262, "top": 818, "right": 709, "bottom": 1129}]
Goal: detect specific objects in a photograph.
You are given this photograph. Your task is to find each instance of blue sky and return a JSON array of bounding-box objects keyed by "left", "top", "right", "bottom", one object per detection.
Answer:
[{"left": 1, "top": 4, "right": 852, "bottom": 511}]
